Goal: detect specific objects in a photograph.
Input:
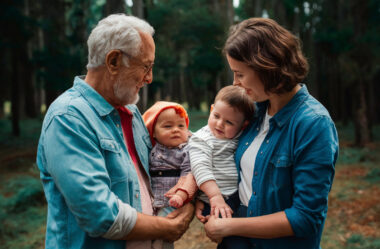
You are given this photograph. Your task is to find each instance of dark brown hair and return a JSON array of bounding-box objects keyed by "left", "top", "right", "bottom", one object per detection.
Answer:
[
  {"left": 214, "top": 85, "right": 255, "bottom": 120},
  {"left": 223, "top": 18, "right": 309, "bottom": 94}
]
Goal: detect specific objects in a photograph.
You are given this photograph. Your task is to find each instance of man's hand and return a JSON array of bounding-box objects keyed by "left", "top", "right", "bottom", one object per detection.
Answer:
[
  {"left": 124, "top": 203, "right": 194, "bottom": 242},
  {"left": 209, "top": 194, "right": 233, "bottom": 218},
  {"left": 163, "top": 203, "right": 195, "bottom": 242}
]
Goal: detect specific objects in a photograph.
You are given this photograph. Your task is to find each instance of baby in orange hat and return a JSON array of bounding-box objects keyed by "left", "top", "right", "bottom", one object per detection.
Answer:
[{"left": 143, "top": 101, "right": 197, "bottom": 249}]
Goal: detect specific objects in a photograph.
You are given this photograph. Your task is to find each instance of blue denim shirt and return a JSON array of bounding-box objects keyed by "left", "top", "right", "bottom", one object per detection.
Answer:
[
  {"left": 37, "top": 76, "right": 152, "bottom": 249},
  {"left": 235, "top": 85, "right": 338, "bottom": 249}
]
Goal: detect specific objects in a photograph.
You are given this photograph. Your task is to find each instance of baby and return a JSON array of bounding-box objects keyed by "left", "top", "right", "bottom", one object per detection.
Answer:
[
  {"left": 189, "top": 85, "right": 255, "bottom": 222},
  {"left": 143, "top": 101, "right": 198, "bottom": 249}
]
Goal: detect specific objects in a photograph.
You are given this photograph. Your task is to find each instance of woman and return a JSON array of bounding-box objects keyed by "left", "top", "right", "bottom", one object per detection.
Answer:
[{"left": 202, "top": 18, "right": 338, "bottom": 249}]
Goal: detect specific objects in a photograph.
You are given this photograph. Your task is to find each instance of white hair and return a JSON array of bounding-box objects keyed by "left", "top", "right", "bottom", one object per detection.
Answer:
[{"left": 86, "top": 14, "right": 155, "bottom": 69}]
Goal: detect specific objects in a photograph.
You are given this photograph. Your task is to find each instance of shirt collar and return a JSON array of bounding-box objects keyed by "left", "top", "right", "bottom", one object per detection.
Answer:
[
  {"left": 155, "top": 141, "right": 187, "bottom": 150},
  {"left": 73, "top": 76, "right": 115, "bottom": 117},
  {"left": 256, "top": 84, "right": 309, "bottom": 128}
]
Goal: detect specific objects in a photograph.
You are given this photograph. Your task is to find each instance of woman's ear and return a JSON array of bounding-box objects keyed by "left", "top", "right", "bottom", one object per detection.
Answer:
[{"left": 241, "top": 120, "right": 249, "bottom": 130}]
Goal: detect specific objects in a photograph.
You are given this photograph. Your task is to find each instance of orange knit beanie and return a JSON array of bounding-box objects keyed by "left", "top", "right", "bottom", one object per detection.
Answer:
[{"left": 142, "top": 101, "right": 189, "bottom": 146}]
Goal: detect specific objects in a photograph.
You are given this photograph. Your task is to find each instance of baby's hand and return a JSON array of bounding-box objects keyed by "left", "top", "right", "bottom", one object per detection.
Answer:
[
  {"left": 209, "top": 194, "right": 233, "bottom": 218},
  {"left": 195, "top": 200, "right": 209, "bottom": 223},
  {"left": 169, "top": 194, "right": 184, "bottom": 208}
]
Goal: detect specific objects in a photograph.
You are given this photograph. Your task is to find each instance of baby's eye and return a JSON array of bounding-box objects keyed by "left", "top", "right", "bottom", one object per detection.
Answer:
[
  {"left": 213, "top": 113, "right": 220, "bottom": 119},
  {"left": 179, "top": 124, "right": 185, "bottom": 128},
  {"left": 164, "top": 125, "right": 172, "bottom": 128},
  {"left": 226, "top": 120, "right": 234, "bottom": 125}
]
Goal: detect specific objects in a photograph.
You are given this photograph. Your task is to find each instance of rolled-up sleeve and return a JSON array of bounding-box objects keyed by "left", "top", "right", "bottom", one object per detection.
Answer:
[
  {"left": 44, "top": 113, "right": 136, "bottom": 238},
  {"left": 285, "top": 116, "right": 338, "bottom": 237}
]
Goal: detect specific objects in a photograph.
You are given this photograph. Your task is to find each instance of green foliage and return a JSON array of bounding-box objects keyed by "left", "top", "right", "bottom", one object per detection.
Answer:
[
  {"left": 0, "top": 176, "right": 45, "bottom": 213},
  {"left": 365, "top": 168, "right": 380, "bottom": 184},
  {"left": 188, "top": 110, "right": 208, "bottom": 132},
  {"left": 338, "top": 147, "right": 372, "bottom": 165},
  {"left": 147, "top": 0, "right": 225, "bottom": 106},
  {"left": 346, "top": 234, "right": 380, "bottom": 249}
]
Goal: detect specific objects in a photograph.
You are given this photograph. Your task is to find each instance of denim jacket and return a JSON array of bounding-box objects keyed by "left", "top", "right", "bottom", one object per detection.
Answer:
[
  {"left": 235, "top": 85, "right": 338, "bottom": 249},
  {"left": 37, "top": 76, "right": 152, "bottom": 249}
]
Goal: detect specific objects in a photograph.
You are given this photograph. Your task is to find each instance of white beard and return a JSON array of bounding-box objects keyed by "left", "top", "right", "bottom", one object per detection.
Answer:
[{"left": 113, "top": 77, "right": 140, "bottom": 105}]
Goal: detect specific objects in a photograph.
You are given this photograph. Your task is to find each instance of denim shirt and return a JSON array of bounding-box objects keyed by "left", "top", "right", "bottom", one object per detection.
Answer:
[
  {"left": 235, "top": 85, "right": 338, "bottom": 249},
  {"left": 37, "top": 76, "right": 152, "bottom": 249}
]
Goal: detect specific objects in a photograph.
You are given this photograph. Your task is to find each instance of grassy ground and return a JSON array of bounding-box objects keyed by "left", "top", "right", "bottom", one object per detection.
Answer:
[{"left": 0, "top": 115, "right": 379, "bottom": 249}]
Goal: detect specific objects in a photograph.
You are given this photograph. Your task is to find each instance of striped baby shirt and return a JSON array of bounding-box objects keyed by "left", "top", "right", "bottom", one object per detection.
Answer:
[{"left": 189, "top": 125, "right": 239, "bottom": 203}]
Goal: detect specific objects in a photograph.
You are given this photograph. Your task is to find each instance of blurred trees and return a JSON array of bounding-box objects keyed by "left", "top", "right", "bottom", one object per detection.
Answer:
[{"left": 0, "top": 0, "right": 379, "bottom": 146}]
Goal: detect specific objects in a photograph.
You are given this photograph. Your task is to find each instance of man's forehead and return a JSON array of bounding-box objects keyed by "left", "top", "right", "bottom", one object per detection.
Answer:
[{"left": 139, "top": 31, "right": 155, "bottom": 61}]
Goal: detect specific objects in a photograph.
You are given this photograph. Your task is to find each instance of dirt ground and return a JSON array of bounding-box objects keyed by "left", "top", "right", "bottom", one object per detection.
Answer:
[{"left": 175, "top": 219, "right": 216, "bottom": 249}]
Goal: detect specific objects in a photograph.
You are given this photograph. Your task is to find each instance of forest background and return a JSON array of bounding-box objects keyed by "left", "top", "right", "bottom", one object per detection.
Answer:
[{"left": 0, "top": 0, "right": 379, "bottom": 248}]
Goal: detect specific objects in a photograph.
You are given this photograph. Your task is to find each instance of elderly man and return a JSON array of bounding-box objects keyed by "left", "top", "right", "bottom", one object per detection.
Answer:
[{"left": 36, "top": 14, "right": 194, "bottom": 249}]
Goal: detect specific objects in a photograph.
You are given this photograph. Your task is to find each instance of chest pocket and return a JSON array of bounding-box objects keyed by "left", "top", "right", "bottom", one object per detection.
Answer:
[
  {"left": 100, "top": 138, "right": 127, "bottom": 181},
  {"left": 269, "top": 154, "right": 292, "bottom": 189}
]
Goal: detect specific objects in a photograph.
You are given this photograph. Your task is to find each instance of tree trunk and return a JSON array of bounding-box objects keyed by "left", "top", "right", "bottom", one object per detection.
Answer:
[
  {"left": 354, "top": 82, "right": 370, "bottom": 146},
  {"left": 11, "top": 48, "right": 21, "bottom": 136},
  {"left": 105, "top": 0, "right": 126, "bottom": 15},
  {"left": 132, "top": 0, "right": 149, "bottom": 112},
  {"left": 23, "top": 0, "right": 38, "bottom": 118}
]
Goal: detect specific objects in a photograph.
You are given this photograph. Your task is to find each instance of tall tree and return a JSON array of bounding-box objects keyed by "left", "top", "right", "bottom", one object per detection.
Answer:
[
  {"left": 132, "top": 0, "right": 149, "bottom": 112},
  {"left": 105, "top": 0, "right": 126, "bottom": 15}
]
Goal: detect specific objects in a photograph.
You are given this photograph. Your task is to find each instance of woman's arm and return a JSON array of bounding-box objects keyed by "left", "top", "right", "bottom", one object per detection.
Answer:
[{"left": 205, "top": 211, "right": 294, "bottom": 242}]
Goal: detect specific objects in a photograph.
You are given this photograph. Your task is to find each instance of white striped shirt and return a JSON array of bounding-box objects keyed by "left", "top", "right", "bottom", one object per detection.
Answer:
[{"left": 189, "top": 125, "right": 238, "bottom": 203}]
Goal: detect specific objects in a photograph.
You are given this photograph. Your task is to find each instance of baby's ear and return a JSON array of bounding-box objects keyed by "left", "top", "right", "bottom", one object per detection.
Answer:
[
  {"left": 210, "top": 104, "right": 214, "bottom": 112},
  {"left": 242, "top": 120, "right": 249, "bottom": 130}
]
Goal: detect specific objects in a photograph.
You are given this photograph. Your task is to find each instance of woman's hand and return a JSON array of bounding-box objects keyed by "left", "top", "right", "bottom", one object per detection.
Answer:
[
  {"left": 209, "top": 194, "right": 233, "bottom": 218},
  {"left": 195, "top": 200, "right": 209, "bottom": 223},
  {"left": 204, "top": 215, "right": 225, "bottom": 243}
]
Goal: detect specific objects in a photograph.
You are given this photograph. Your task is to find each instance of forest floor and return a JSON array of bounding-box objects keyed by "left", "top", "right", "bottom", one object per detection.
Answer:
[{"left": 0, "top": 117, "right": 379, "bottom": 249}]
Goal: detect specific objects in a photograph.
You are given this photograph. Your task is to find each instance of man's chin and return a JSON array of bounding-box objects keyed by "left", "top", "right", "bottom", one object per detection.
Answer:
[{"left": 131, "top": 94, "right": 140, "bottom": 105}]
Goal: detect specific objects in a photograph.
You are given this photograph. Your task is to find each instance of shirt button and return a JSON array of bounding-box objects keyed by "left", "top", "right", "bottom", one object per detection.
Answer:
[
  {"left": 256, "top": 128, "right": 259, "bottom": 131},
  {"left": 260, "top": 151, "right": 263, "bottom": 154},
  {"left": 254, "top": 171, "right": 258, "bottom": 176},
  {"left": 135, "top": 194, "right": 139, "bottom": 198},
  {"left": 116, "top": 124, "right": 120, "bottom": 128},
  {"left": 253, "top": 191, "right": 256, "bottom": 195},
  {"left": 245, "top": 142, "right": 249, "bottom": 146},
  {"left": 249, "top": 211, "right": 253, "bottom": 216},
  {"left": 266, "top": 140, "right": 269, "bottom": 143}
]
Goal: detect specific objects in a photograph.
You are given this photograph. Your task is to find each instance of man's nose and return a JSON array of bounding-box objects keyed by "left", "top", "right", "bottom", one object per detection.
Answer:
[{"left": 144, "top": 70, "right": 153, "bottom": 84}]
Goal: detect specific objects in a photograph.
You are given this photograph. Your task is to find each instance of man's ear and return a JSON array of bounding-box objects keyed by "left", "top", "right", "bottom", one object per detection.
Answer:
[
  {"left": 105, "top": 50, "right": 123, "bottom": 75},
  {"left": 241, "top": 120, "right": 249, "bottom": 130}
]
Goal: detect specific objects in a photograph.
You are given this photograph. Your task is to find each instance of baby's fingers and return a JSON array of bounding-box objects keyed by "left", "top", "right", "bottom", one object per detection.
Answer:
[{"left": 219, "top": 207, "right": 227, "bottom": 218}]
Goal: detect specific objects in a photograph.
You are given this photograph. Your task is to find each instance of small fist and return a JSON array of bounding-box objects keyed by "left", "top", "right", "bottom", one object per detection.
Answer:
[{"left": 169, "top": 194, "right": 184, "bottom": 208}]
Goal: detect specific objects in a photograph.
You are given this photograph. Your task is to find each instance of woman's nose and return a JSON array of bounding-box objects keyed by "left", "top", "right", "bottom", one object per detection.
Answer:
[{"left": 233, "top": 80, "right": 240, "bottom": 86}]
